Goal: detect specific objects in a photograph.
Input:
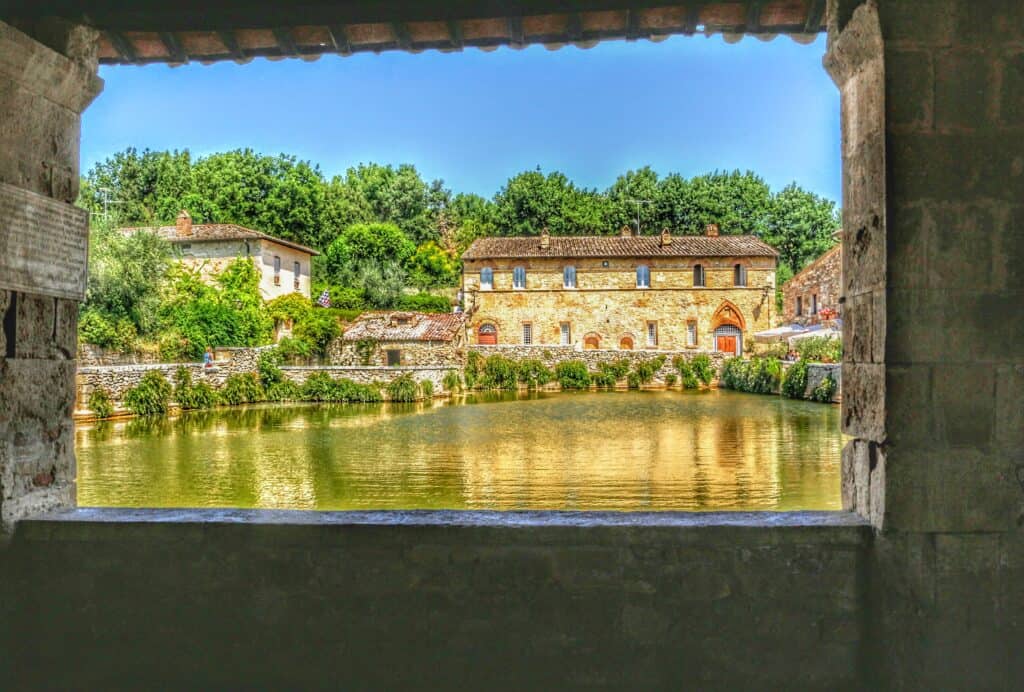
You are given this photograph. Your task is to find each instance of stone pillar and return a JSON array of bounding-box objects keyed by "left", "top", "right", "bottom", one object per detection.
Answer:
[
  {"left": 0, "top": 21, "right": 103, "bottom": 534},
  {"left": 829, "top": 1, "right": 1024, "bottom": 686}
]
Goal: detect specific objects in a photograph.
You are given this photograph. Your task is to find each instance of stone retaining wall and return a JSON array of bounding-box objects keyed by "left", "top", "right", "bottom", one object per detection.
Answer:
[{"left": 280, "top": 365, "right": 459, "bottom": 397}]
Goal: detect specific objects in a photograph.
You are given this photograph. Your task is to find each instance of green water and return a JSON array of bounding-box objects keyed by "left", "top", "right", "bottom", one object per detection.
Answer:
[{"left": 75, "top": 389, "right": 842, "bottom": 511}]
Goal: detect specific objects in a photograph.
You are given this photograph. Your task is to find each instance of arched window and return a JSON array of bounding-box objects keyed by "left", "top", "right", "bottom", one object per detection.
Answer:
[
  {"left": 513, "top": 266, "right": 526, "bottom": 289},
  {"left": 693, "top": 264, "right": 705, "bottom": 287},
  {"left": 478, "top": 323, "right": 498, "bottom": 345},
  {"left": 619, "top": 336, "right": 634, "bottom": 350},
  {"left": 480, "top": 267, "right": 493, "bottom": 290},
  {"left": 584, "top": 334, "right": 601, "bottom": 350},
  {"left": 734, "top": 264, "right": 747, "bottom": 287},
  {"left": 636, "top": 265, "right": 650, "bottom": 288},
  {"left": 563, "top": 265, "right": 577, "bottom": 288}
]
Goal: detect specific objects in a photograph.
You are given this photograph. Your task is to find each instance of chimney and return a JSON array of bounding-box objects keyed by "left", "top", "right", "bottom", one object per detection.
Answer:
[
  {"left": 176, "top": 210, "right": 193, "bottom": 237},
  {"left": 539, "top": 227, "right": 550, "bottom": 249},
  {"left": 620, "top": 225, "right": 633, "bottom": 238},
  {"left": 705, "top": 223, "right": 719, "bottom": 237},
  {"left": 660, "top": 228, "right": 672, "bottom": 247}
]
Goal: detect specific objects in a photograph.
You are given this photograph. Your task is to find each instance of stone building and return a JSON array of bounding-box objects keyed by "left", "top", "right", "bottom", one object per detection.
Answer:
[
  {"left": 123, "top": 210, "right": 318, "bottom": 300},
  {"left": 782, "top": 243, "right": 843, "bottom": 325},
  {"left": 332, "top": 311, "right": 466, "bottom": 366},
  {"left": 461, "top": 225, "right": 778, "bottom": 356}
]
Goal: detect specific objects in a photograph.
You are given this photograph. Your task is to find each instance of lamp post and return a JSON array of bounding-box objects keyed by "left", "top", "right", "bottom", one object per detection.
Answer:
[{"left": 629, "top": 199, "right": 653, "bottom": 235}]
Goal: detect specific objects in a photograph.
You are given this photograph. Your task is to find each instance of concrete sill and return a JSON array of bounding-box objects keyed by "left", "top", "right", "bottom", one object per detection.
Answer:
[{"left": 19, "top": 508, "right": 871, "bottom": 546}]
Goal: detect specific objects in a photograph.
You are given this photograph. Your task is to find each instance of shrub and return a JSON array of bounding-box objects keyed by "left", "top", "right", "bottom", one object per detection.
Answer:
[
  {"left": 720, "top": 358, "right": 747, "bottom": 391},
  {"left": 796, "top": 336, "right": 842, "bottom": 364},
  {"left": 627, "top": 372, "right": 641, "bottom": 389},
  {"left": 265, "top": 380, "right": 301, "bottom": 402},
  {"left": 555, "top": 360, "right": 591, "bottom": 390},
  {"left": 665, "top": 373, "right": 678, "bottom": 387},
  {"left": 442, "top": 370, "right": 462, "bottom": 393},
  {"left": 78, "top": 310, "right": 137, "bottom": 352},
  {"left": 219, "top": 373, "right": 266, "bottom": 406},
  {"left": 631, "top": 355, "right": 666, "bottom": 386},
  {"left": 124, "top": 371, "right": 172, "bottom": 416},
  {"left": 88, "top": 387, "right": 115, "bottom": 419},
  {"left": 354, "top": 338, "right": 377, "bottom": 366},
  {"left": 257, "top": 349, "right": 284, "bottom": 388},
  {"left": 481, "top": 354, "right": 519, "bottom": 390},
  {"left": 397, "top": 293, "right": 451, "bottom": 313},
  {"left": 758, "top": 342, "right": 789, "bottom": 360},
  {"left": 293, "top": 309, "right": 341, "bottom": 357},
  {"left": 276, "top": 336, "right": 314, "bottom": 362},
  {"left": 811, "top": 374, "right": 838, "bottom": 403},
  {"left": 173, "top": 367, "right": 217, "bottom": 410},
  {"left": 592, "top": 370, "right": 617, "bottom": 389},
  {"left": 518, "top": 359, "right": 553, "bottom": 389},
  {"left": 300, "top": 372, "right": 381, "bottom": 403},
  {"left": 602, "top": 359, "right": 631, "bottom": 380},
  {"left": 720, "top": 357, "right": 781, "bottom": 395},
  {"left": 419, "top": 379, "right": 435, "bottom": 398},
  {"left": 691, "top": 354, "right": 715, "bottom": 386},
  {"left": 672, "top": 356, "right": 700, "bottom": 389},
  {"left": 387, "top": 374, "right": 419, "bottom": 402},
  {"left": 781, "top": 359, "right": 810, "bottom": 399},
  {"left": 464, "top": 351, "right": 484, "bottom": 389}
]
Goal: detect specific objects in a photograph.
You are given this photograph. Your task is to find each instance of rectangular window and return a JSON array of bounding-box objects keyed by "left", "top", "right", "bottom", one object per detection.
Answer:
[
  {"left": 513, "top": 266, "right": 526, "bottom": 289},
  {"left": 480, "top": 267, "right": 493, "bottom": 290},
  {"left": 273, "top": 255, "right": 282, "bottom": 285},
  {"left": 636, "top": 265, "right": 650, "bottom": 288},
  {"left": 646, "top": 321, "right": 658, "bottom": 347},
  {"left": 563, "top": 265, "right": 576, "bottom": 288},
  {"left": 522, "top": 323, "right": 533, "bottom": 345},
  {"left": 796, "top": 296, "right": 803, "bottom": 316},
  {"left": 686, "top": 321, "right": 697, "bottom": 347},
  {"left": 693, "top": 264, "right": 705, "bottom": 287},
  {"left": 734, "top": 264, "right": 747, "bottom": 287},
  {"left": 560, "top": 322, "right": 571, "bottom": 345},
  {"left": 386, "top": 349, "right": 401, "bottom": 366},
  {"left": 294, "top": 261, "right": 301, "bottom": 290},
  {"left": 812, "top": 294, "right": 818, "bottom": 314}
]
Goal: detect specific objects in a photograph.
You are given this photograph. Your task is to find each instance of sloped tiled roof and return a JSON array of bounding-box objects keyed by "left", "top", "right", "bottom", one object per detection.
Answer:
[
  {"left": 461, "top": 234, "right": 778, "bottom": 260},
  {"left": 122, "top": 223, "right": 319, "bottom": 256},
  {"left": 342, "top": 311, "right": 464, "bottom": 343}
]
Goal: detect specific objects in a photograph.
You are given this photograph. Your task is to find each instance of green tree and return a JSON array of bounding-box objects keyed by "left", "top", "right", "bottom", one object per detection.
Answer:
[
  {"left": 324, "top": 222, "right": 415, "bottom": 283},
  {"left": 493, "top": 168, "right": 607, "bottom": 236},
  {"left": 407, "top": 241, "right": 460, "bottom": 288},
  {"left": 606, "top": 166, "right": 661, "bottom": 234},
  {"left": 671, "top": 170, "right": 773, "bottom": 235},
  {"left": 762, "top": 183, "right": 840, "bottom": 274}
]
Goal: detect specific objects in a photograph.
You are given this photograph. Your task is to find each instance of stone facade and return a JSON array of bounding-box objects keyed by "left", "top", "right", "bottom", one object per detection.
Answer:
[
  {"left": 329, "top": 339, "right": 463, "bottom": 367},
  {"left": 782, "top": 243, "right": 843, "bottom": 324},
  {"left": 281, "top": 365, "right": 457, "bottom": 397},
  {"left": 331, "top": 311, "right": 466, "bottom": 367},
  {"left": 462, "top": 231, "right": 777, "bottom": 356}
]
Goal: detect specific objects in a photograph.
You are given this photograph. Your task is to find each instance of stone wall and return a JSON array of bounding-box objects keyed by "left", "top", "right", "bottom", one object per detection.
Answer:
[
  {"left": 327, "top": 338, "right": 462, "bottom": 367},
  {"left": 0, "top": 21, "right": 102, "bottom": 533},
  {"left": 280, "top": 365, "right": 458, "bottom": 397},
  {"left": 471, "top": 344, "right": 726, "bottom": 384},
  {"left": 75, "top": 346, "right": 274, "bottom": 412},
  {"left": 77, "top": 344, "right": 164, "bottom": 367},
  {"left": 464, "top": 255, "right": 776, "bottom": 352},
  {"left": 782, "top": 244, "right": 843, "bottom": 324}
]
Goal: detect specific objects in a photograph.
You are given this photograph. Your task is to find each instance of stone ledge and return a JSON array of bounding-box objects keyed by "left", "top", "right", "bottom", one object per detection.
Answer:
[{"left": 19, "top": 508, "right": 871, "bottom": 546}]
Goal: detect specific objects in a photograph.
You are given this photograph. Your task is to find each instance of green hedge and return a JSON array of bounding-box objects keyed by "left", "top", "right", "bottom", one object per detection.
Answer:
[{"left": 124, "top": 371, "right": 173, "bottom": 416}]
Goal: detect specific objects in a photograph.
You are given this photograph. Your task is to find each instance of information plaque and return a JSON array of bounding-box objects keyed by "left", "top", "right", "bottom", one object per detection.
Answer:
[{"left": 0, "top": 182, "right": 89, "bottom": 301}]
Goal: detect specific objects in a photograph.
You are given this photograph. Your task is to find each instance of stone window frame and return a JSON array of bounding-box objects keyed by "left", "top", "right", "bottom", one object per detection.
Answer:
[
  {"left": 686, "top": 320, "right": 698, "bottom": 348},
  {"left": 562, "top": 265, "right": 577, "bottom": 289},
  {"left": 479, "top": 267, "right": 493, "bottom": 290},
  {"left": 521, "top": 321, "right": 533, "bottom": 345},
  {"left": 635, "top": 264, "right": 650, "bottom": 289},
  {"left": 559, "top": 321, "right": 571, "bottom": 345},
  {"left": 693, "top": 263, "right": 705, "bottom": 287},
  {"left": 512, "top": 266, "right": 526, "bottom": 290},
  {"left": 646, "top": 321, "right": 658, "bottom": 348},
  {"left": 733, "top": 263, "right": 748, "bottom": 287}
]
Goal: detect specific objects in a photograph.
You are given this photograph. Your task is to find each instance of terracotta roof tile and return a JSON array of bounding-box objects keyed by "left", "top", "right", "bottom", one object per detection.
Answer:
[
  {"left": 342, "top": 311, "right": 465, "bottom": 342},
  {"left": 461, "top": 234, "right": 778, "bottom": 260},
  {"left": 122, "top": 223, "right": 319, "bottom": 256}
]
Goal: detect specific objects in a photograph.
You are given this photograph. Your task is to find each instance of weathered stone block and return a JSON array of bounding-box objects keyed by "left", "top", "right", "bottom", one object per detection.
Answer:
[
  {"left": 932, "top": 363, "right": 996, "bottom": 449},
  {"left": 885, "top": 364, "right": 935, "bottom": 448},
  {"left": 878, "top": 0, "right": 955, "bottom": 46},
  {"left": 935, "top": 49, "right": 994, "bottom": 130},
  {"left": 889, "top": 133, "right": 1022, "bottom": 204},
  {"left": 926, "top": 203, "right": 999, "bottom": 290},
  {"left": 1001, "top": 51, "right": 1024, "bottom": 125},
  {"left": 841, "top": 291, "right": 874, "bottom": 364},
  {"left": 886, "top": 204, "right": 928, "bottom": 288},
  {"left": 885, "top": 49, "right": 932, "bottom": 130},
  {"left": 994, "top": 363, "right": 1024, "bottom": 452},
  {"left": 840, "top": 362, "right": 884, "bottom": 441},
  {"left": 955, "top": 0, "right": 1024, "bottom": 44},
  {"left": 13, "top": 292, "right": 54, "bottom": 359},
  {"left": 885, "top": 448, "right": 1020, "bottom": 532}
]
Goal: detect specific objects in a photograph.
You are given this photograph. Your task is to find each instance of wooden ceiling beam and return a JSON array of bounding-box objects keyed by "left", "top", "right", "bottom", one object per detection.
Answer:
[
  {"left": 158, "top": 31, "right": 187, "bottom": 63},
  {"left": 507, "top": 16, "right": 524, "bottom": 47},
  {"left": 272, "top": 27, "right": 299, "bottom": 56},
  {"left": 624, "top": 8, "right": 640, "bottom": 41},
  {"left": 392, "top": 21, "right": 412, "bottom": 50},
  {"left": 566, "top": 12, "right": 583, "bottom": 42},
  {"left": 105, "top": 30, "right": 139, "bottom": 63},
  {"left": 326, "top": 25, "right": 352, "bottom": 55},
  {"left": 803, "top": 0, "right": 827, "bottom": 33},
  {"left": 217, "top": 30, "right": 245, "bottom": 60},
  {"left": 746, "top": 0, "right": 764, "bottom": 33},
  {"left": 446, "top": 20, "right": 464, "bottom": 49}
]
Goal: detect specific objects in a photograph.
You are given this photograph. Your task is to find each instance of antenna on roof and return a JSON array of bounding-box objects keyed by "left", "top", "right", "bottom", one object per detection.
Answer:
[{"left": 629, "top": 199, "right": 653, "bottom": 235}]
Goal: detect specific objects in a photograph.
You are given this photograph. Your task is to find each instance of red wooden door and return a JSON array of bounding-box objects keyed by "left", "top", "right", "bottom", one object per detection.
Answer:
[
  {"left": 478, "top": 326, "right": 497, "bottom": 345},
  {"left": 717, "top": 335, "right": 737, "bottom": 354}
]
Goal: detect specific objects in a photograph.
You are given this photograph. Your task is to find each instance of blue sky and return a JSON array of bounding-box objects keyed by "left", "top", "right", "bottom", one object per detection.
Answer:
[{"left": 82, "top": 33, "right": 840, "bottom": 203}]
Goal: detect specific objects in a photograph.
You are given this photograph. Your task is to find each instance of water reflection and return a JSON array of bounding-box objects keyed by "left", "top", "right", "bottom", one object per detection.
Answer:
[{"left": 75, "top": 390, "right": 842, "bottom": 511}]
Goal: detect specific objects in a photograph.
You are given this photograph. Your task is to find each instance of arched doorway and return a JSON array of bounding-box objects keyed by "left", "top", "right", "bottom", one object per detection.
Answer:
[
  {"left": 584, "top": 334, "right": 601, "bottom": 350},
  {"left": 477, "top": 323, "right": 497, "bottom": 345},
  {"left": 714, "top": 325, "right": 743, "bottom": 356},
  {"left": 619, "top": 335, "right": 634, "bottom": 350}
]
